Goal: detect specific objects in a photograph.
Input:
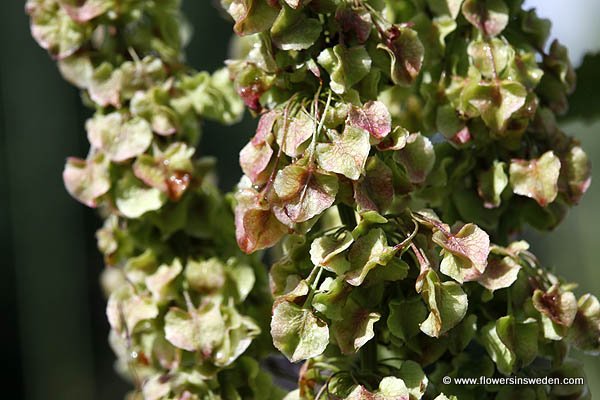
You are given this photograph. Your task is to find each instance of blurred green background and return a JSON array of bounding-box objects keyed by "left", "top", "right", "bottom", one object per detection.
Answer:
[{"left": 0, "top": 1, "right": 598, "bottom": 399}]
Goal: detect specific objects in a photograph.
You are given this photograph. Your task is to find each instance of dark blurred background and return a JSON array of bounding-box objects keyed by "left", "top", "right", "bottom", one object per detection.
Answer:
[{"left": 0, "top": 1, "right": 599, "bottom": 399}]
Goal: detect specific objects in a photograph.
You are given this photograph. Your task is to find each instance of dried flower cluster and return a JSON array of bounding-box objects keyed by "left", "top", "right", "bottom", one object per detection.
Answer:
[{"left": 29, "top": 0, "right": 600, "bottom": 399}]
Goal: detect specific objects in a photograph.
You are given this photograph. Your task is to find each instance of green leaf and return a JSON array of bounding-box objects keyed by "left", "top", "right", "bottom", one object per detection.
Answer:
[
  {"left": 568, "top": 294, "right": 600, "bottom": 354},
  {"left": 354, "top": 156, "right": 394, "bottom": 213},
  {"left": 347, "top": 101, "right": 392, "bottom": 140},
  {"left": 427, "top": 0, "right": 464, "bottom": 19},
  {"left": 331, "top": 298, "right": 380, "bottom": 354},
  {"left": 310, "top": 230, "right": 354, "bottom": 275},
  {"left": 269, "top": 236, "right": 309, "bottom": 297},
  {"left": 520, "top": 8, "right": 551, "bottom": 50},
  {"left": 495, "top": 316, "right": 539, "bottom": 369},
  {"left": 467, "top": 38, "right": 513, "bottom": 79},
  {"left": 345, "top": 377, "right": 410, "bottom": 400},
  {"left": 130, "top": 86, "right": 179, "bottom": 136},
  {"left": 480, "top": 320, "right": 516, "bottom": 375},
  {"left": 432, "top": 223, "right": 490, "bottom": 284},
  {"left": 475, "top": 256, "right": 520, "bottom": 291},
  {"left": 173, "top": 69, "right": 245, "bottom": 125},
  {"left": 87, "top": 113, "right": 153, "bottom": 162},
  {"left": 27, "top": 1, "right": 90, "bottom": 59},
  {"left": 345, "top": 228, "right": 396, "bottom": 286},
  {"left": 115, "top": 172, "right": 167, "bottom": 219},
  {"left": 282, "top": 0, "right": 302, "bottom": 9},
  {"left": 532, "top": 285, "right": 577, "bottom": 327},
  {"left": 283, "top": 389, "right": 301, "bottom": 400},
  {"left": 312, "top": 277, "right": 351, "bottom": 321},
  {"left": 396, "top": 361, "right": 428, "bottom": 400},
  {"left": 388, "top": 297, "right": 428, "bottom": 341},
  {"left": 545, "top": 40, "right": 576, "bottom": 94},
  {"left": 58, "top": 55, "right": 93, "bottom": 89},
  {"left": 563, "top": 145, "right": 592, "bottom": 204},
  {"left": 278, "top": 110, "right": 315, "bottom": 157},
  {"left": 510, "top": 151, "right": 561, "bottom": 207},
  {"left": 235, "top": 188, "right": 289, "bottom": 253},
  {"left": 270, "top": 5, "right": 322, "bottom": 51},
  {"left": 379, "top": 26, "right": 424, "bottom": 86},
  {"left": 449, "top": 314, "right": 477, "bottom": 354},
  {"left": 145, "top": 259, "right": 183, "bottom": 302},
  {"left": 436, "top": 104, "right": 466, "bottom": 140},
  {"left": 214, "top": 306, "right": 261, "bottom": 367},
  {"left": 394, "top": 133, "right": 435, "bottom": 184},
  {"left": 274, "top": 159, "right": 339, "bottom": 223},
  {"left": 465, "top": 80, "right": 527, "bottom": 133},
  {"left": 316, "top": 125, "right": 371, "bottom": 180},
  {"left": 461, "top": 0, "right": 509, "bottom": 37},
  {"left": 142, "top": 375, "right": 171, "bottom": 400},
  {"left": 539, "top": 313, "right": 565, "bottom": 341},
  {"left": 63, "top": 152, "right": 110, "bottom": 208},
  {"left": 378, "top": 377, "right": 411, "bottom": 399},
  {"left": 133, "top": 143, "right": 194, "bottom": 200},
  {"left": 106, "top": 286, "right": 159, "bottom": 334},
  {"left": 164, "top": 301, "right": 226, "bottom": 353},
  {"left": 221, "top": 0, "right": 279, "bottom": 36},
  {"left": 477, "top": 161, "right": 508, "bottom": 209},
  {"left": 225, "top": 259, "right": 256, "bottom": 301},
  {"left": 420, "top": 270, "right": 468, "bottom": 337},
  {"left": 185, "top": 258, "right": 226, "bottom": 294},
  {"left": 88, "top": 62, "right": 122, "bottom": 107},
  {"left": 564, "top": 52, "right": 600, "bottom": 121},
  {"left": 270, "top": 301, "right": 329, "bottom": 362},
  {"left": 317, "top": 45, "right": 372, "bottom": 94},
  {"left": 434, "top": 395, "right": 458, "bottom": 400}
]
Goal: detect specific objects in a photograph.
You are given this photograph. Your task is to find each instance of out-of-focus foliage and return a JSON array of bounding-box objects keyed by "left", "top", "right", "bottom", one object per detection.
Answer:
[
  {"left": 27, "top": 0, "right": 283, "bottom": 399},
  {"left": 563, "top": 52, "right": 600, "bottom": 122}
]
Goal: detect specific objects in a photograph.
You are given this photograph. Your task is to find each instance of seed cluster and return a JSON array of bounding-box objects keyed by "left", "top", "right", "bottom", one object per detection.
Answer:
[
  {"left": 28, "top": 1, "right": 282, "bottom": 398},
  {"left": 225, "top": 0, "right": 598, "bottom": 399}
]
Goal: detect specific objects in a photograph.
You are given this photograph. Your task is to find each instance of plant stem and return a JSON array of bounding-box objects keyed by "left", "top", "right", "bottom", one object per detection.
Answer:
[
  {"left": 337, "top": 203, "right": 357, "bottom": 229},
  {"left": 337, "top": 204, "right": 378, "bottom": 374},
  {"left": 360, "top": 339, "right": 378, "bottom": 380}
]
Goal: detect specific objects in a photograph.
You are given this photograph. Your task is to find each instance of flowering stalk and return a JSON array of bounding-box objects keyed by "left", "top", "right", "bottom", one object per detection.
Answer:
[
  {"left": 27, "top": 1, "right": 282, "bottom": 399},
  {"left": 224, "top": 0, "right": 599, "bottom": 399},
  {"left": 28, "top": 0, "right": 600, "bottom": 399}
]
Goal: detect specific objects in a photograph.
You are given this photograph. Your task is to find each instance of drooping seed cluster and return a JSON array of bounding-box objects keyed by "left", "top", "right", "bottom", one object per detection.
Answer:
[
  {"left": 27, "top": 1, "right": 283, "bottom": 399},
  {"left": 223, "top": 0, "right": 599, "bottom": 399}
]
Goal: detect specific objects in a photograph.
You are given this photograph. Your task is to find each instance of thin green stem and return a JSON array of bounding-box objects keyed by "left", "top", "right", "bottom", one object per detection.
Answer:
[{"left": 337, "top": 203, "right": 357, "bottom": 229}]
